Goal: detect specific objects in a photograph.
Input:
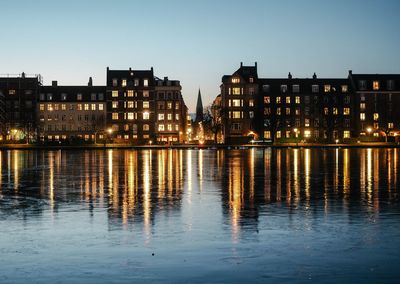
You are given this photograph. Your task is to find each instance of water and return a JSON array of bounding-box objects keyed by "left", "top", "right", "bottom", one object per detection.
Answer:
[{"left": 0, "top": 148, "right": 399, "bottom": 283}]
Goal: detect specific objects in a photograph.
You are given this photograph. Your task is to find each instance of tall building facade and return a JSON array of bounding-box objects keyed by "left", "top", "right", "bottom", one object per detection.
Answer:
[
  {"left": 218, "top": 63, "right": 400, "bottom": 143},
  {"left": 0, "top": 73, "right": 41, "bottom": 141}
]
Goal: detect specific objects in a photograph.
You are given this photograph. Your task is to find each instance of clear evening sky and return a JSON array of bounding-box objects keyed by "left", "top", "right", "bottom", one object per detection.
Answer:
[{"left": 1, "top": 0, "right": 399, "bottom": 112}]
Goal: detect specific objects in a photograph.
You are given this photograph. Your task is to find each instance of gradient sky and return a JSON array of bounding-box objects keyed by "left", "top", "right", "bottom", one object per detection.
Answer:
[{"left": 1, "top": 0, "right": 399, "bottom": 112}]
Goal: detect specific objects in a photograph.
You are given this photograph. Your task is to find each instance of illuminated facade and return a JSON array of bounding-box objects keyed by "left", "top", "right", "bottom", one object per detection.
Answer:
[
  {"left": 219, "top": 63, "right": 400, "bottom": 143},
  {"left": 154, "top": 77, "right": 188, "bottom": 143},
  {"left": 37, "top": 81, "right": 106, "bottom": 142}
]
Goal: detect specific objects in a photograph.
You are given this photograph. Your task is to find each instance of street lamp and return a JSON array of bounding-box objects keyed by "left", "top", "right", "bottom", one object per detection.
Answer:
[{"left": 367, "top": 127, "right": 372, "bottom": 134}]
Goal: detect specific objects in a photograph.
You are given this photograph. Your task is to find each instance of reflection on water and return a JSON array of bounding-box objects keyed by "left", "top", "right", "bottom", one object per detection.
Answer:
[
  {"left": 0, "top": 148, "right": 399, "bottom": 225},
  {"left": 0, "top": 148, "right": 400, "bottom": 282}
]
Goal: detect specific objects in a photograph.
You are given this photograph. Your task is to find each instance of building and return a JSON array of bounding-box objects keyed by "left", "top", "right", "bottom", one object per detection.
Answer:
[
  {"left": 218, "top": 63, "right": 400, "bottom": 144},
  {"left": 0, "top": 73, "right": 41, "bottom": 141},
  {"left": 37, "top": 79, "right": 106, "bottom": 142},
  {"left": 106, "top": 67, "right": 156, "bottom": 144},
  {"left": 349, "top": 72, "right": 400, "bottom": 140},
  {"left": 154, "top": 76, "right": 188, "bottom": 143}
]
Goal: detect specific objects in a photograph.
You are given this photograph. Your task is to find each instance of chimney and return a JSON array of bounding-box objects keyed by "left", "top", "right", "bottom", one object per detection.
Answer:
[
  {"left": 288, "top": 72, "right": 292, "bottom": 79},
  {"left": 129, "top": 67, "right": 132, "bottom": 72},
  {"left": 21, "top": 72, "right": 26, "bottom": 79},
  {"left": 240, "top": 62, "right": 243, "bottom": 68},
  {"left": 255, "top": 62, "right": 257, "bottom": 68},
  {"left": 164, "top": 77, "right": 168, "bottom": 81},
  {"left": 348, "top": 70, "right": 353, "bottom": 75},
  {"left": 151, "top": 67, "right": 154, "bottom": 73},
  {"left": 52, "top": 80, "right": 57, "bottom": 87},
  {"left": 313, "top": 72, "right": 317, "bottom": 79},
  {"left": 88, "top": 77, "right": 93, "bottom": 86}
]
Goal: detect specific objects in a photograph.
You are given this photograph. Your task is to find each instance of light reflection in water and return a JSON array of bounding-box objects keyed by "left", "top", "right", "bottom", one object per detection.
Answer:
[{"left": 0, "top": 148, "right": 398, "bottom": 238}]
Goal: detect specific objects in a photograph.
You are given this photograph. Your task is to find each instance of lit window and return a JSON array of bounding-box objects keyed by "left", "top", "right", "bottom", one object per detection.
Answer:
[
  {"left": 91, "top": 104, "right": 96, "bottom": 111},
  {"left": 175, "top": 102, "right": 180, "bottom": 110},
  {"left": 324, "top": 85, "right": 331, "bottom": 92},
  {"left": 276, "top": 97, "right": 281, "bottom": 104},
  {"left": 295, "top": 96, "right": 300, "bottom": 104},
  {"left": 276, "top": 131, "right": 281, "bottom": 138},
  {"left": 341, "top": 85, "right": 348, "bottom": 93},
  {"left": 388, "top": 122, "right": 394, "bottom": 129},
  {"left": 167, "top": 102, "right": 172, "bottom": 109},
  {"left": 84, "top": 104, "right": 89, "bottom": 110},
  {"left": 175, "top": 114, "right": 179, "bottom": 120},
  {"left": 249, "top": 99, "right": 254, "bottom": 107},
  {"left": 158, "top": 114, "right": 164, "bottom": 120},
  {"left": 360, "top": 103, "right": 365, "bottom": 110},
  {"left": 343, "top": 108, "right": 350, "bottom": 115},
  {"left": 144, "top": 79, "right": 149, "bottom": 87},
  {"left": 230, "top": 99, "right": 241, "bottom": 107},
  {"left": 232, "top": 88, "right": 241, "bottom": 95},
  {"left": 373, "top": 113, "right": 379, "bottom": 121},
  {"left": 360, "top": 113, "right": 365, "bottom": 121},
  {"left": 122, "top": 79, "right": 127, "bottom": 87},
  {"left": 373, "top": 81, "right": 379, "bottom": 90},
  {"left": 143, "top": 90, "right": 149, "bottom": 97},
  {"left": 77, "top": 93, "right": 82, "bottom": 100},
  {"left": 167, "top": 124, "right": 172, "bottom": 131},
  {"left": 276, "top": 108, "right": 281, "bottom": 115},
  {"left": 112, "top": 113, "right": 118, "bottom": 120},
  {"left": 134, "top": 79, "right": 139, "bottom": 86},
  {"left": 143, "top": 101, "right": 149, "bottom": 109},
  {"left": 264, "top": 131, "right": 271, "bottom": 139},
  {"left": 167, "top": 114, "right": 172, "bottom": 120},
  {"left": 143, "top": 124, "right": 149, "bottom": 131},
  {"left": 304, "top": 130, "right": 311, "bottom": 138},
  {"left": 124, "top": 135, "right": 129, "bottom": 140},
  {"left": 77, "top": 104, "right": 82, "bottom": 111},
  {"left": 305, "top": 118, "right": 310, "bottom": 127},
  {"left": 232, "top": 77, "right": 240, "bottom": 83},
  {"left": 158, "top": 124, "right": 164, "bottom": 131},
  {"left": 285, "top": 108, "right": 290, "bottom": 115},
  {"left": 232, "top": 111, "right": 241, "bottom": 119},
  {"left": 286, "top": 97, "right": 291, "bottom": 104},
  {"left": 112, "top": 91, "right": 118, "bottom": 97},
  {"left": 128, "top": 113, "right": 134, "bottom": 120},
  {"left": 143, "top": 112, "right": 150, "bottom": 120},
  {"left": 39, "top": 104, "right": 44, "bottom": 111},
  {"left": 324, "top": 107, "right": 329, "bottom": 115},
  {"left": 264, "top": 96, "right": 270, "bottom": 104},
  {"left": 249, "top": 111, "right": 254, "bottom": 118},
  {"left": 9, "top": 89, "right": 16, "bottom": 95},
  {"left": 112, "top": 102, "right": 118, "bottom": 108},
  {"left": 333, "top": 107, "right": 338, "bottom": 115},
  {"left": 175, "top": 124, "right": 179, "bottom": 131},
  {"left": 47, "top": 104, "right": 53, "bottom": 111},
  {"left": 344, "top": 131, "right": 350, "bottom": 138},
  {"left": 99, "top": 104, "right": 104, "bottom": 111},
  {"left": 127, "top": 90, "right": 134, "bottom": 97},
  {"left": 61, "top": 104, "right": 66, "bottom": 110}
]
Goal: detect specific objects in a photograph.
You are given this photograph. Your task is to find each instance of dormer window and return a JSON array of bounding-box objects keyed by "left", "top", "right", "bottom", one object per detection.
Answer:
[
  {"left": 324, "top": 85, "right": 331, "bottom": 93},
  {"left": 112, "top": 79, "right": 118, "bottom": 87},
  {"left": 373, "top": 81, "right": 379, "bottom": 90},
  {"left": 312, "top": 85, "right": 319, "bottom": 93},
  {"left": 358, "top": 80, "right": 366, "bottom": 90},
  {"left": 281, "top": 85, "right": 288, "bottom": 93},
  {"left": 232, "top": 77, "right": 240, "bottom": 83},
  {"left": 387, "top": 80, "right": 395, "bottom": 90},
  {"left": 341, "top": 85, "right": 348, "bottom": 93}
]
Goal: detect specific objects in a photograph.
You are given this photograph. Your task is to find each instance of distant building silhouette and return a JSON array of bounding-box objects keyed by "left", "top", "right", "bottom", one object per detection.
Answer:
[{"left": 195, "top": 88, "right": 204, "bottom": 123}]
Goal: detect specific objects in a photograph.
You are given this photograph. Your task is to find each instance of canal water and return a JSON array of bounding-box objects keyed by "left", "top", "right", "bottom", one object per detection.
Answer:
[{"left": 0, "top": 148, "right": 399, "bottom": 283}]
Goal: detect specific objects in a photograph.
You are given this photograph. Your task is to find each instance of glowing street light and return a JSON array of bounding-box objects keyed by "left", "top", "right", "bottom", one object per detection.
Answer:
[{"left": 367, "top": 127, "right": 372, "bottom": 134}]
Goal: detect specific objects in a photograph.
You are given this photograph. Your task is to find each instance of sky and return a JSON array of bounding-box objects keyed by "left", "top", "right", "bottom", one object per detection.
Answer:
[{"left": 1, "top": 0, "right": 400, "bottom": 112}]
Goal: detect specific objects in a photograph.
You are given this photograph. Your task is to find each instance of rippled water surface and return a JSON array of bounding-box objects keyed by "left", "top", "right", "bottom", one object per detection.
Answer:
[{"left": 0, "top": 148, "right": 399, "bottom": 283}]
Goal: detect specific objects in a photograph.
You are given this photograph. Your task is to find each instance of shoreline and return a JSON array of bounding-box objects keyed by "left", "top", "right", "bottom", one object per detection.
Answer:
[{"left": 0, "top": 142, "right": 399, "bottom": 150}]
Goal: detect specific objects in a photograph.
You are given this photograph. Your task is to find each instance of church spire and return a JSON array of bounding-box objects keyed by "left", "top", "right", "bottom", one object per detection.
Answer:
[{"left": 195, "top": 88, "right": 204, "bottom": 123}]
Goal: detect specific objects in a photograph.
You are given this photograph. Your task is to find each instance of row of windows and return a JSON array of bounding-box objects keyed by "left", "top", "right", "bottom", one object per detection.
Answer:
[
  {"left": 228, "top": 87, "right": 255, "bottom": 95},
  {"left": 156, "top": 92, "right": 181, "bottom": 100},
  {"left": 8, "top": 89, "right": 33, "bottom": 95},
  {"left": 39, "top": 114, "right": 103, "bottom": 121},
  {"left": 360, "top": 113, "right": 384, "bottom": 122},
  {"left": 113, "top": 78, "right": 149, "bottom": 87},
  {"left": 157, "top": 124, "right": 180, "bottom": 132},
  {"left": 270, "top": 130, "right": 351, "bottom": 139},
  {"left": 158, "top": 113, "right": 180, "bottom": 121},
  {"left": 228, "top": 111, "right": 254, "bottom": 119},
  {"left": 112, "top": 112, "right": 150, "bottom": 120},
  {"left": 111, "top": 90, "right": 150, "bottom": 98},
  {"left": 271, "top": 107, "right": 351, "bottom": 116},
  {"left": 39, "top": 103, "right": 104, "bottom": 111},
  {"left": 40, "top": 93, "right": 104, "bottom": 101},
  {"left": 264, "top": 95, "right": 351, "bottom": 105},
  {"left": 358, "top": 80, "right": 395, "bottom": 91},
  {"left": 158, "top": 101, "right": 180, "bottom": 110},
  {"left": 262, "top": 84, "right": 349, "bottom": 93},
  {"left": 231, "top": 77, "right": 255, "bottom": 84}
]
